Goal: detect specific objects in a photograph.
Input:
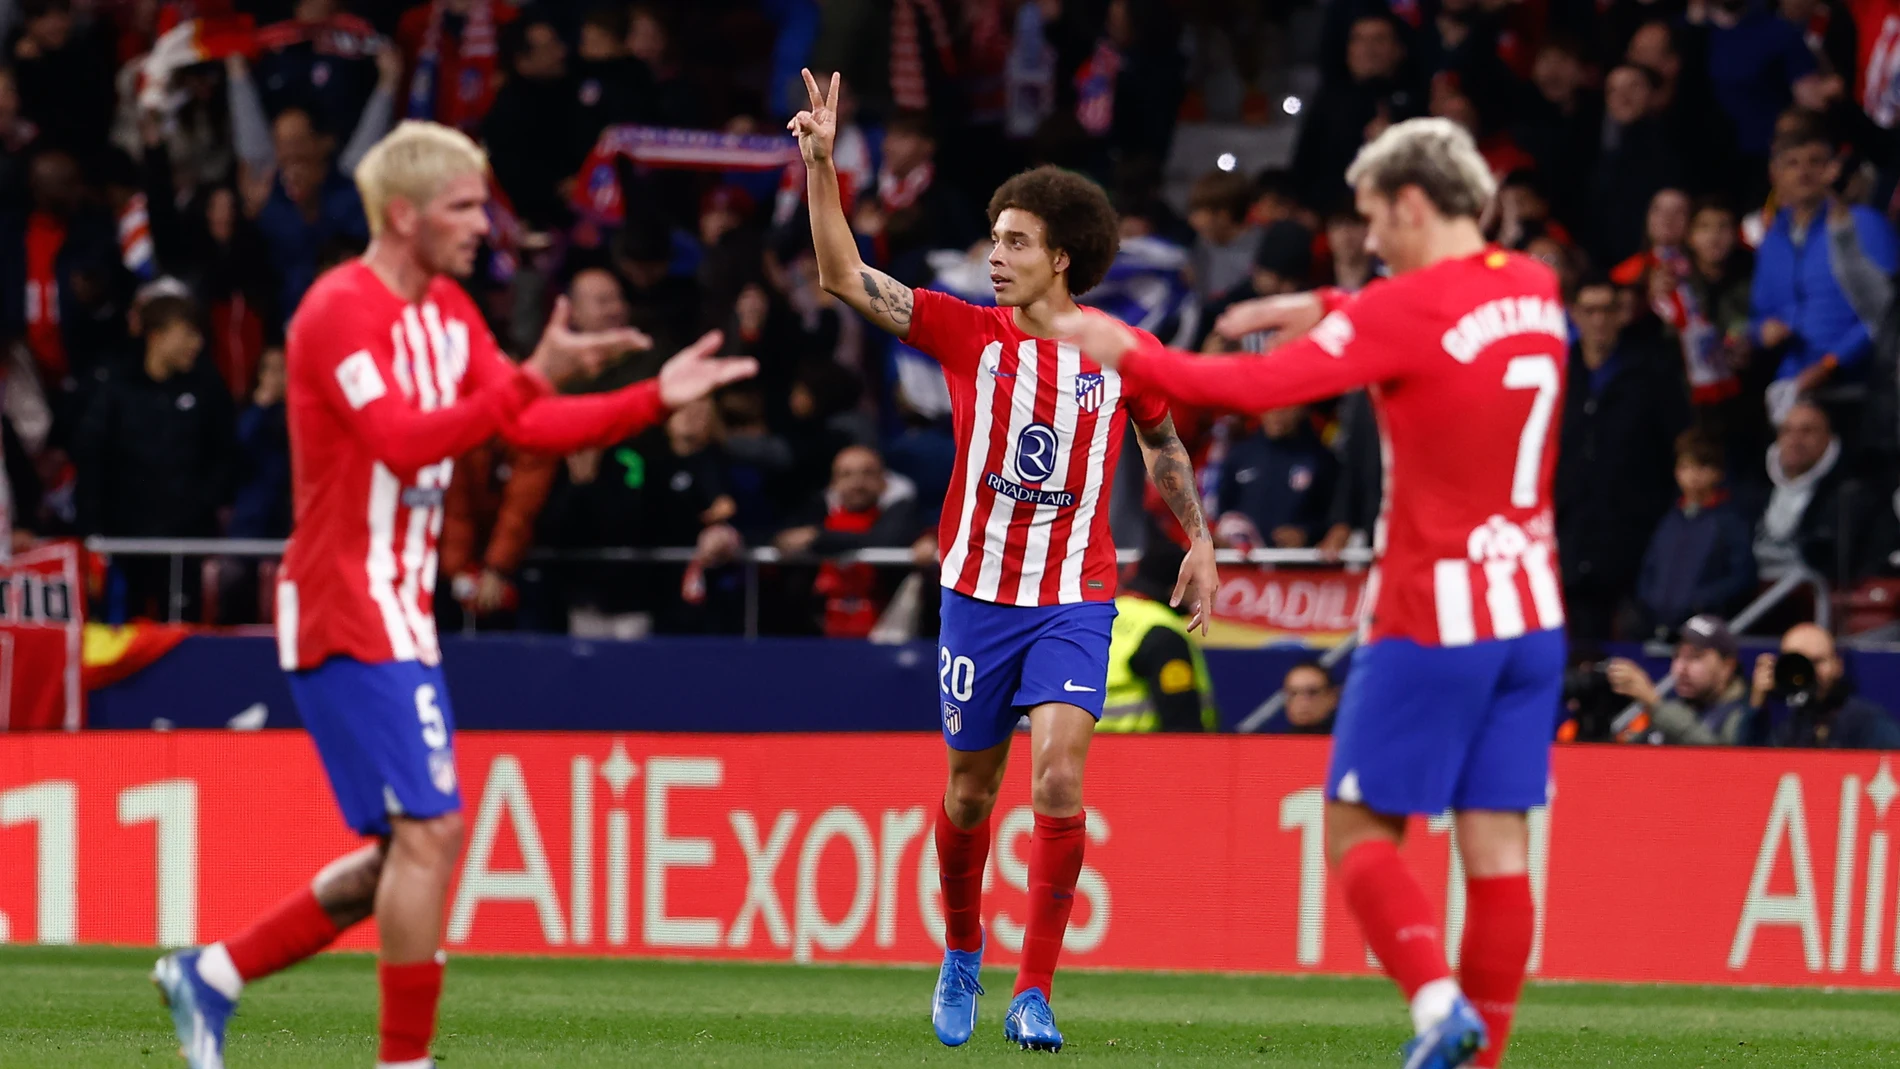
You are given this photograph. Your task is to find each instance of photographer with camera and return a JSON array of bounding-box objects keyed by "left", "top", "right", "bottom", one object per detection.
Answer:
[
  {"left": 1748, "top": 624, "right": 1900, "bottom": 749},
  {"left": 1605, "top": 615, "right": 1751, "bottom": 745}
]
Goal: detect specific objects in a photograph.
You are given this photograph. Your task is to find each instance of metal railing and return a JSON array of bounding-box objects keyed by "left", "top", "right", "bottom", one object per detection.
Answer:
[
  {"left": 83, "top": 536, "right": 1375, "bottom": 637},
  {"left": 1606, "top": 566, "right": 1832, "bottom": 738}
]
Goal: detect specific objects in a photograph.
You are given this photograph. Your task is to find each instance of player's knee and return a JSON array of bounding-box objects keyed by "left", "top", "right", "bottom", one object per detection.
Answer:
[
  {"left": 398, "top": 811, "right": 465, "bottom": 866},
  {"left": 1030, "top": 762, "right": 1084, "bottom": 814},
  {"left": 1324, "top": 804, "right": 1403, "bottom": 867},
  {"left": 944, "top": 777, "right": 1000, "bottom": 825}
]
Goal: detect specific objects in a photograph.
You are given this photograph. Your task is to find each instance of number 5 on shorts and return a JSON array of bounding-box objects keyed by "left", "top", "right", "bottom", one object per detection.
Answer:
[
  {"left": 416, "top": 684, "right": 448, "bottom": 750},
  {"left": 939, "top": 648, "right": 975, "bottom": 702}
]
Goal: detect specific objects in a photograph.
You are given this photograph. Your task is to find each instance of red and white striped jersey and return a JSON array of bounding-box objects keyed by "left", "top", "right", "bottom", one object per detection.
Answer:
[
  {"left": 277, "top": 261, "right": 667, "bottom": 670},
  {"left": 908, "top": 289, "right": 1170, "bottom": 606},
  {"left": 1118, "top": 250, "right": 1568, "bottom": 647}
]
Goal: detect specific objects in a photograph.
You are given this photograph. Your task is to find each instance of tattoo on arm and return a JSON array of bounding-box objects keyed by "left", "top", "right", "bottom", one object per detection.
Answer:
[
  {"left": 858, "top": 269, "right": 914, "bottom": 334},
  {"left": 1139, "top": 418, "right": 1210, "bottom": 542}
]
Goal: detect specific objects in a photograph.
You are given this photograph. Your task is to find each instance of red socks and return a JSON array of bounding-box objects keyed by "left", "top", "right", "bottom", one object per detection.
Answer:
[
  {"left": 223, "top": 888, "right": 341, "bottom": 982},
  {"left": 1461, "top": 874, "right": 1535, "bottom": 1068},
  {"left": 378, "top": 958, "right": 445, "bottom": 1064},
  {"left": 1015, "top": 811, "right": 1086, "bottom": 998},
  {"left": 935, "top": 803, "right": 991, "bottom": 953},
  {"left": 1338, "top": 839, "right": 1453, "bottom": 1000}
]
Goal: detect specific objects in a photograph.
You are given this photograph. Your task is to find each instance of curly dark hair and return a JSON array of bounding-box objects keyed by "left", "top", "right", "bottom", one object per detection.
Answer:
[{"left": 987, "top": 166, "right": 1120, "bottom": 297}]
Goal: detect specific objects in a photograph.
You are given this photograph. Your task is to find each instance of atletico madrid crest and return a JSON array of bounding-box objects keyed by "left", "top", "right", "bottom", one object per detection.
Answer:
[{"left": 1075, "top": 372, "right": 1106, "bottom": 413}]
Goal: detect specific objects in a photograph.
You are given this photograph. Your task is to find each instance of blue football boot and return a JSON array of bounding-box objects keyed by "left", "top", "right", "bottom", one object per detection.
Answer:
[
  {"left": 152, "top": 949, "right": 235, "bottom": 1069},
  {"left": 1003, "top": 988, "right": 1064, "bottom": 1052},
  {"left": 1400, "top": 994, "right": 1488, "bottom": 1069},
  {"left": 932, "top": 933, "right": 985, "bottom": 1046}
]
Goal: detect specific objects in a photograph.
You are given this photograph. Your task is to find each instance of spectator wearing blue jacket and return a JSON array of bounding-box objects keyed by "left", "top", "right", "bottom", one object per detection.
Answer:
[
  {"left": 1636, "top": 429, "right": 1757, "bottom": 637},
  {"left": 1751, "top": 122, "right": 1898, "bottom": 391},
  {"left": 1214, "top": 405, "right": 1338, "bottom": 551}
]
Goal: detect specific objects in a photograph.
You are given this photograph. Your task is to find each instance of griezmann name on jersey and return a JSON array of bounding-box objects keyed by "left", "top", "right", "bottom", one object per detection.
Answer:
[
  {"left": 908, "top": 289, "right": 1170, "bottom": 608},
  {"left": 1118, "top": 250, "right": 1569, "bottom": 647}
]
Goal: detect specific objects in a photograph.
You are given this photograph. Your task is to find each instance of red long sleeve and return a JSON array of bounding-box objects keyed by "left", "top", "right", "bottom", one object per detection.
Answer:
[
  {"left": 1119, "top": 283, "right": 1414, "bottom": 414},
  {"left": 502, "top": 380, "right": 667, "bottom": 454},
  {"left": 345, "top": 369, "right": 548, "bottom": 474}
]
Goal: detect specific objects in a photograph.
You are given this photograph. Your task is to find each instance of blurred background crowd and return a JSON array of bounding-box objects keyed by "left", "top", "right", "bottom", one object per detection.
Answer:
[{"left": 5, "top": 0, "right": 1900, "bottom": 662}]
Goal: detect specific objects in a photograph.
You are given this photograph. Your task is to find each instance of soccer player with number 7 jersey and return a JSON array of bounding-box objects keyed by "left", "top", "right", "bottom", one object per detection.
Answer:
[
  {"left": 1059, "top": 118, "right": 1567, "bottom": 1069},
  {"left": 789, "top": 70, "right": 1219, "bottom": 1052}
]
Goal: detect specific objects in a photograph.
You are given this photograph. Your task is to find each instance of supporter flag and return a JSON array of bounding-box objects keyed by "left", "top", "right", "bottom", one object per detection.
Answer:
[
  {"left": 81, "top": 621, "right": 192, "bottom": 691},
  {"left": 0, "top": 542, "right": 82, "bottom": 731},
  {"left": 572, "top": 126, "right": 803, "bottom": 225},
  {"left": 139, "top": 14, "right": 259, "bottom": 113}
]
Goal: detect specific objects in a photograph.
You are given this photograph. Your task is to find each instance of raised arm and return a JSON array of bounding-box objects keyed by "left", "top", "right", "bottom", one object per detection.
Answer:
[{"left": 788, "top": 69, "right": 913, "bottom": 338}]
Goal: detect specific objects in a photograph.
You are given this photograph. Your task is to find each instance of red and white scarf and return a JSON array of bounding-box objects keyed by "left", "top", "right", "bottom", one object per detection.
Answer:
[
  {"left": 891, "top": 0, "right": 955, "bottom": 111},
  {"left": 407, "top": 0, "right": 500, "bottom": 133}
]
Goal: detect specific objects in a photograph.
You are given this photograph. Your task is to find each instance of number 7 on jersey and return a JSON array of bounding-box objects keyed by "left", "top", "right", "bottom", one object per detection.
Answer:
[{"left": 1502, "top": 355, "right": 1560, "bottom": 509}]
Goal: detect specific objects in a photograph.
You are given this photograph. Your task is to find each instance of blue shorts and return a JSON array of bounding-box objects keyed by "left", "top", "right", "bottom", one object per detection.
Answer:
[
  {"left": 287, "top": 658, "right": 462, "bottom": 837},
  {"left": 1325, "top": 629, "right": 1566, "bottom": 816},
  {"left": 937, "top": 589, "right": 1116, "bottom": 751}
]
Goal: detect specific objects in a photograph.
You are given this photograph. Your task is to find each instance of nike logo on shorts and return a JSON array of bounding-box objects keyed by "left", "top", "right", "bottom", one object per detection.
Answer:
[{"left": 1062, "top": 680, "right": 1096, "bottom": 693}]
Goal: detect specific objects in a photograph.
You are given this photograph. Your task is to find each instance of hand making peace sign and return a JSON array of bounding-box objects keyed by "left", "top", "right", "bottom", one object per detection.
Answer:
[{"left": 786, "top": 68, "right": 840, "bottom": 166}]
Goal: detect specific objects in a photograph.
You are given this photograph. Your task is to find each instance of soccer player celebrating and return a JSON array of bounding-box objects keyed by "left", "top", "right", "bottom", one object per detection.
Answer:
[
  {"left": 1057, "top": 118, "right": 1565, "bottom": 1069},
  {"left": 788, "top": 70, "right": 1217, "bottom": 1052},
  {"left": 152, "top": 121, "right": 757, "bottom": 1069}
]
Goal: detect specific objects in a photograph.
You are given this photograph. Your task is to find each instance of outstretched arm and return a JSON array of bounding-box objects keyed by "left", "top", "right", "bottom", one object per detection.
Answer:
[
  {"left": 1134, "top": 415, "right": 1219, "bottom": 634},
  {"left": 1057, "top": 291, "right": 1406, "bottom": 413},
  {"left": 503, "top": 381, "right": 667, "bottom": 454},
  {"left": 501, "top": 330, "right": 757, "bottom": 453},
  {"left": 789, "top": 68, "right": 914, "bottom": 338}
]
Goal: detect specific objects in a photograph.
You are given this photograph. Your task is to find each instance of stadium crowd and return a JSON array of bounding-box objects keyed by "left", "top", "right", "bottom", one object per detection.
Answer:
[{"left": 2, "top": 0, "right": 1899, "bottom": 668}]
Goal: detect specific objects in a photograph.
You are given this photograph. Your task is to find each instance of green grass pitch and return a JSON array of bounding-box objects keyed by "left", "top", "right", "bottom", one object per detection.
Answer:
[{"left": 1, "top": 946, "right": 1897, "bottom": 1067}]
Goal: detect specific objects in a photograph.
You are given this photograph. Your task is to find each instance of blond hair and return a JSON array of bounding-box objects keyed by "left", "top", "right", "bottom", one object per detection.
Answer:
[
  {"left": 1345, "top": 117, "right": 1496, "bottom": 220},
  {"left": 354, "top": 121, "right": 489, "bottom": 237}
]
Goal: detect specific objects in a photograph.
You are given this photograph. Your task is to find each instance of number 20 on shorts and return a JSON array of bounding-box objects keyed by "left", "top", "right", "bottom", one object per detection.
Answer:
[{"left": 939, "top": 649, "right": 975, "bottom": 702}]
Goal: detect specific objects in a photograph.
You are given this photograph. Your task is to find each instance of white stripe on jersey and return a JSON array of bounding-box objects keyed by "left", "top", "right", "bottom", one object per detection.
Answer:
[
  {"left": 402, "top": 306, "right": 440, "bottom": 410},
  {"left": 445, "top": 315, "right": 471, "bottom": 385},
  {"left": 974, "top": 339, "right": 1042, "bottom": 602},
  {"left": 1484, "top": 559, "right": 1526, "bottom": 639},
  {"left": 421, "top": 302, "right": 460, "bottom": 405},
  {"left": 389, "top": 323, "right": 415, "bottom": 400},
  {"left": 1056, "top": 368, "right": 1121, "bottom": 602},
  {"left": 1524, "top": 541, "right": 1565, "bottom": 630},
  {"left": 940, "top": 341, "right": 1003, "bottom": 586},
  {"left": 1433, "top": 558, "right": 1477, "bottom": 648},
  {"left": 275, "top": 579, "right": 299, "bottom": 670},
  {"left": 1012, "top": 341, "right": 1079, "bottom": 605},
  {"left": 396, "top": 462, "right": 444, "bottom": 666},
  {"left": 1369, "top": 384, "right": 1393, "bottom": 557},
  {"left": 421, "top": 470, "right": 448, "bottom": 651},
  {"left": 367, "top": 463, "right": 419, "bottom": 661}
]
